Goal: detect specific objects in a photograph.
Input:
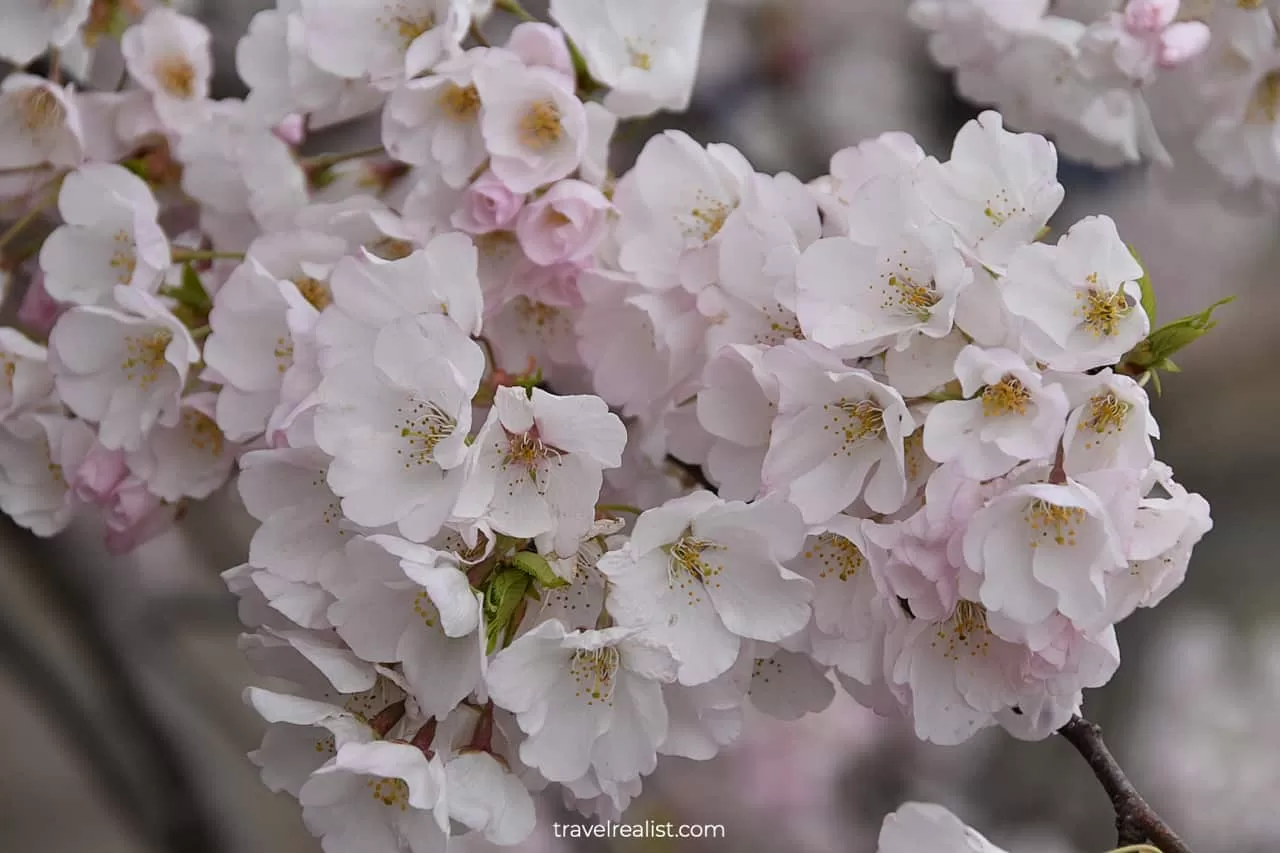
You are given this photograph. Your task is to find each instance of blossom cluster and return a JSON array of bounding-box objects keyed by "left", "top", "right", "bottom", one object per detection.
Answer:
[
  {"left": 0, "top": 1, "right": 1217, "bottom": 851},
  {"left": 912, "top": 0, "right": 1280, "bottom": 204}
]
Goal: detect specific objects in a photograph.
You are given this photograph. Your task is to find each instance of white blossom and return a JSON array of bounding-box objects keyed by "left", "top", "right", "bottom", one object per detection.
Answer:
[
  {"left": 0, "top": 75, "right": 84, "bottom": 170},
  {"left": 40, "top": 163, "right": 170, "bottom": 306},
  {"left": 455, "top": 386, "right": 626, "bottom": 556},
  {"left": 48, "top": 286, "right": 199, "bottom": 451},
  {"left": 599, "top": 492, "right": 811, "bottom": 685},
  {"left": 549, "top": 0, "right": 709, "bottom": 118},
  {"left": 488, "top": 619, "right": 677, "bottom": 784},
  {"left": 0, "top": 0, "right": 92, "bottom": 66},
  {"left": 760, "top": 341, "right": 916, "bottom": 523},
  {"left": 475, "top": 62, "right": 588, "bottom": 193},
  {"left": 299, "top": 0, "right": 471, "bottom": 84},
  {"left": 0, "top": 413, "right": 93, "bottom": 536},
  {"left": 923, "top": 346, "right": 1069, "bottom": 479},
  {"left": 915, "top": 111, "right": 1064, "bottom": 271},
  {"left": 121, "top": 8, "right": 213, "bottom": 132}
]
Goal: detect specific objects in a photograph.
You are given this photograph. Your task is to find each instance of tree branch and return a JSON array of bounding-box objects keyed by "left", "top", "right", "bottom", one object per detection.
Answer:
[{"left": 1058, "top": 716, "right": 1192, "bottom": 853}]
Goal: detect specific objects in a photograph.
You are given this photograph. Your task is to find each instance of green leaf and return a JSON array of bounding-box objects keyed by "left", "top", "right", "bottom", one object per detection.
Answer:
[
  {"left": 170, "top": 264, "right": 213, "bottom": 313},
  {"left": 483, "top": 569, "right": 531, "bottom": 654},
  {"left": 1128, "top": 244, "right": 1157, "bottom": 326},
  {"left": 507, "top": 552, "right": 568, "bottom": 588},
  {"left": 1121, "top": 295, "right": 1234, "bottom": 375},
  {"left": 120, "top": 157, "right": 149, "bottom": 181}
]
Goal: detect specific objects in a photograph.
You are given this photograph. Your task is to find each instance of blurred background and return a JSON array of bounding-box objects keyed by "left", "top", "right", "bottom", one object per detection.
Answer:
[{"left": 3, "top": 1, "right": 1279, "bottom": 852}]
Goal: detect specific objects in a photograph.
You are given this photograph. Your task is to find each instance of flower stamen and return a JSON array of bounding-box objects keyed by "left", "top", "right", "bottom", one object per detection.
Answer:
[{"left": 518, "top": 100, "right": 563, "bottom": 151}]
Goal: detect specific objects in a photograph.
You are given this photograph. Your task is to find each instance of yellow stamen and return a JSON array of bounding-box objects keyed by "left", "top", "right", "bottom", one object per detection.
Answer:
[
  {"left": 438, "top": 83, "right": 481, "bottom": 122},
  {"left": 981, "top": 375, "right": 1032, "bottom": 417},
  {"left": 822, "top": 398, "right": 885, "bottom": 457},
  {"left": 16, "top": 87, "right": 65, "bottom": 132},
  {"left": 292, "top": 276, "right": 331, "bottom": 311},
  {"left": 1025, "top": 499, "right": 1086, "bottom": 548},
  {"left": 518, "top": 99, "right": 563, "bottom": 151},
  {"left": 1076, "top": 285, "right": 1131, "bottom": 338},
  {"left": 154, "top": 55, "right": 197, "bottom": 99},
  {"left": 120, "top": 329, "right": 173, "bottom": 390}
]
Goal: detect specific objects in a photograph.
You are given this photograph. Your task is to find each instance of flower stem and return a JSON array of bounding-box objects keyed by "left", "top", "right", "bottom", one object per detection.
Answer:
[
  {"left": 301, "top": 144, "right": 388, "bottom": 172},
  {"left": 467, "top": 702, "right": 495, "bottom": 752},
  {"left": 495, "top": 0, "right": 537, "bottom": 23},
  {"left": 596, "top": 503, "right": 642, "bottom": 516},
  {"left": 1058, "top": 716, "right": 1192, "bottom": 853},
  {"left": 0, "top": 185, "right": 59, "bottom": 254},
  {"left": 368, "top": 699, "right": 407, "bottom": 737},
  {"left": 171, "top": 248, "right": 244, "bottom": 263},
  {"left": 410, "top": 719, "right": 438, "bottom": 756}
]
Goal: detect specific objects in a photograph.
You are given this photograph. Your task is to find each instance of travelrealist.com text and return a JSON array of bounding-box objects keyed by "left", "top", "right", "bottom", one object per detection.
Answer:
[{"left": 550, "top": 821, "right": 726, "bottom": 839}]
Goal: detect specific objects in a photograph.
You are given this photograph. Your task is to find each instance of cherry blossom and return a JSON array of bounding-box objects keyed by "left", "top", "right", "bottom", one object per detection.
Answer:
[
  {"left": 487, "top": 619, "right": 677, "bottom": 784},
  {"left": 877, "top": 802, "right": 1008, "bottom": 853},
  {"left": 382, "top": 47, "right": 517, "bottom": 187},
  {"left": 475, "top": 62, "right": 588, "bottom": 193},
  {"left": 0, "top": 4, "right": 1223, "bottom": 847},
  {"left": 40, "top": 163, "right": 170, "bottom": 306},
  {"left": 0, "top": 0, "right": 92, "bottom": 66},
  {"left": 203, "top": 231, "right": 346, "bottom": 441},
  {"left": 299, "top": 0, "right": 471, "bottom": 84},
  {"left": 1004, "top": 215, "right": 1149, "bottom": 371},
  {"left": 0, "top": 75, "right": 84, "bottom": 170},
  {"left": 315, "top": 314, "right": 483, "bottom": 541},
  {"left": 121, "top": 7, "right": 214, "bottom": 132},
  {"left": 515, "top": 179, "right": 611, "bottom": 266},
  {"left": 914, "top": 111, "right": 1064, "bottom": 271},
  {"left": 795, "top": 223, "right": 971, "bottom": 355},
  {"left": 326, "top": 535, "right": 483, "bottom": 717},
  {"left": 48, "top": 286, "right": 199, "bottom": 451},
  {"left": 0, "top": 413, "right": 93, "bottom": 536},
  {"left": 599, "top": 491, "right": 811, "bottom": 685},
  {"left": 761, "top": 341, "right": 916, "bottom": 522},
  {"left": 923, "top": 346, "right": 1069, "bottom": 479},
  {"left": 299, "top": 740, "right": 449, "bottom": 853},
  {"left": 0, "top": 329, "right": 56, "bottom": 420},
  {"left": 549, "top": 0, "right": 709, "bottom": 118},
  {"left": 455, "top": 386, "right": 626, "bottom": 555}
]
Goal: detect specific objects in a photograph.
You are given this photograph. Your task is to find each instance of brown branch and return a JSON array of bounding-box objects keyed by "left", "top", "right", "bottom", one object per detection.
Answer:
[{"left": 1058, "top": 716, "right": 1192, "bottom": 853}]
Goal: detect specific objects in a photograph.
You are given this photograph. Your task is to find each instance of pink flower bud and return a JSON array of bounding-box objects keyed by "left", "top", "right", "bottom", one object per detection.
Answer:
[
  {"left": 512, "top": 259, "right": 587, "bottom": 308},
  {"left": 103, "top": 477, "right": 175, "bottom": 556},
  {"left": 272, "top": 113, "right": 308, "bottom": 146},
  {"left": 17, "top": 273, "right": 68, "bottom": 337},
  {"left": 72, "top": 442, "right": 129, "bottom": 505},
  {"left": 515, "top": 179, "right": 611, "bottom": 266},
  {"left": 1158, "top": 21, "right": 1211, "bottom": 68},
  {"left": 1124, "top": 0, "right": 1179, "bottom": 35},
  {"left": 451, "top": 171, "right": 526, "bottom": 235}
]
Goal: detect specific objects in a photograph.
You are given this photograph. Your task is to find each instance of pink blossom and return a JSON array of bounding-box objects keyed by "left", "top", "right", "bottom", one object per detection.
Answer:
[
  {"left": 272, "top": 114, "right": 308, "bottom": 146},
  {"left": 1123, "top": 0, "right": 1179, "bottom": 35},
  {"left": 1116, "top": 0, "right": 1210, "bottom": 73},
  {"left": 451, "top": 171, "right": 526, "bottom": 235},
  {"left": 511, "top": 258, "right": 587, "bottom": 308},
  {"left": 1156, "top": 21, "right": 1210, "bottom": 69},
  {"left": 103, "top": 476, "right": 175, "bottom": 556},
  {"left": 515, "top": 179, "right": 611, "bottom": 266},
  {"left": 17, "top": 274, "right": 68, "bottom": 337},
  {"left": 72, "top": 442, "right": 129, "bottom": 505}
]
